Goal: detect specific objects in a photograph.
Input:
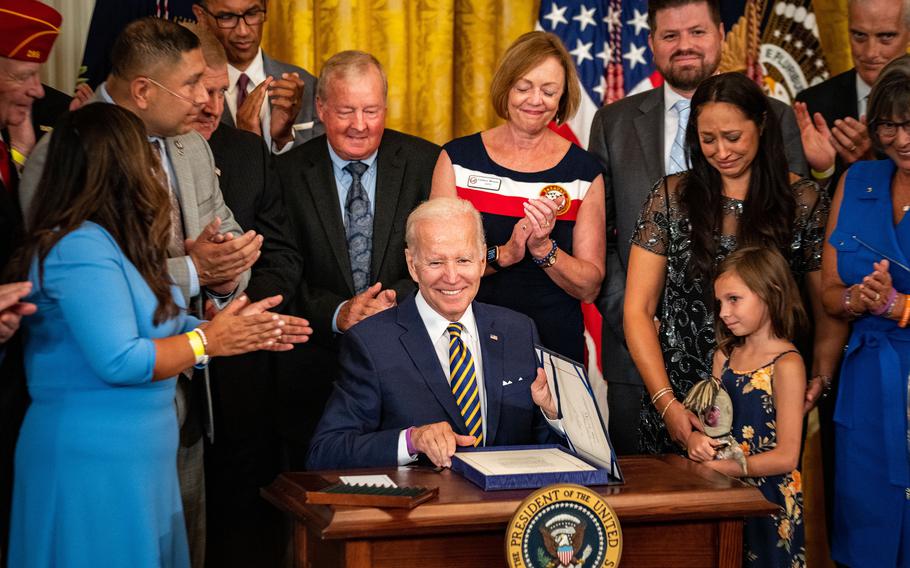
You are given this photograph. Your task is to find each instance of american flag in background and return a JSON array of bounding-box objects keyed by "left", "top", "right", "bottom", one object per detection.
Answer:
[
  {"left": 537, "top": 0, "right": 662, "bottom": 149},
  {"left": 535, "top": 0, "right": 662, "bottom": 383}
]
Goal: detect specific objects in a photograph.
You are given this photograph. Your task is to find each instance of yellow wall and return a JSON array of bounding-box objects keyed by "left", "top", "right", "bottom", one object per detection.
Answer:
[{"left": 263, "top": 0, "right": 853, "bottom": 144}]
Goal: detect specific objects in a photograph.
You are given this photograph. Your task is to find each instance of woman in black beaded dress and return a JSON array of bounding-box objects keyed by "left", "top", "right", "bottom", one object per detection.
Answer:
[{"left": 623, "top": 72, "right": 842, "bottom": 454}]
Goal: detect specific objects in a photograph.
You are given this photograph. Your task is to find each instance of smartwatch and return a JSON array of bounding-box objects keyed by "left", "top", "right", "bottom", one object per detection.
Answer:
[{"left": 486, "top": 245, "right": 502, "bottom": 271}]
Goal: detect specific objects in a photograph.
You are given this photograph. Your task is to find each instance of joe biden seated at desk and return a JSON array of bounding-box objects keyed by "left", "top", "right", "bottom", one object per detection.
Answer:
[{"left": 306, "top": 197, "right": 562, "bottom": 469}]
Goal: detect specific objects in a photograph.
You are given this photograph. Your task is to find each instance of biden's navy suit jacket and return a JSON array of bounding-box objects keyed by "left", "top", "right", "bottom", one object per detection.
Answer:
[{"left": 306, "top": 293, "right": 560, "bottom": 470}]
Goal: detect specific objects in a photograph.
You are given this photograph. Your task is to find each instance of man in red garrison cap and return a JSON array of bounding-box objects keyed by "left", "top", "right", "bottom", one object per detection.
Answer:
[
  {"left": 0, "top": 0, "right": 61, "bottom": 561},
  {"left": 0, "top": 0, "right": 61, "bottom": 256}
]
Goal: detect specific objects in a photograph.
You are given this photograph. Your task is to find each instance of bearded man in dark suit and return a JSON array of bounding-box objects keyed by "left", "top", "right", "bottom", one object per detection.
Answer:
[{"left": 275, "top": 50, "right": 441, "bottom": 469}]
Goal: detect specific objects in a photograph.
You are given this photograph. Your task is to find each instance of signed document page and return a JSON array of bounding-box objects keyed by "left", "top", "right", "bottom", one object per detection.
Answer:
[
  {"left": 454, "top": 448, "right": 597, "bottom": 476},
  {"left": 538, "top": 348, "right": 614, "bottom": 471}
]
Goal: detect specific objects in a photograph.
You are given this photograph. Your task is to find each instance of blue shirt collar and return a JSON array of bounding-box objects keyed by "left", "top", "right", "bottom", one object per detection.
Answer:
[{"left": 326, "top": 141, "right": 378, "bottom": 174}]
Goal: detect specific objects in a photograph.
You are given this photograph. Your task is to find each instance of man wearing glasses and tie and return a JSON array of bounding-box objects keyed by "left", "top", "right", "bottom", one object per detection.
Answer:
[{"left": 193, "top": 0, "right": 323, "bottom": 153}]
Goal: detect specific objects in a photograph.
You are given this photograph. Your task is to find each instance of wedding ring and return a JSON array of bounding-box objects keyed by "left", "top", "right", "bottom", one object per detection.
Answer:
[
  {"left": 849, "top": 144, "right": 857, "bottom": 152},
  {"left": 875, "top": 292, "right": 881, "bottom": 301},
  {"left": 542, "top": 222, "right": 549, "bottom": 228}
]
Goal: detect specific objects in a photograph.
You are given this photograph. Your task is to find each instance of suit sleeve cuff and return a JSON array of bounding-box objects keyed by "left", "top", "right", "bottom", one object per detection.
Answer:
[
  {"left": 185, "top": 256, "right": 200, "bottom": 298},
  {"left": 205, "top": 287, "right": 237, "bottom": 310},
  {"left": 397, "top": 429, "right": 418, "bottom": 465}
]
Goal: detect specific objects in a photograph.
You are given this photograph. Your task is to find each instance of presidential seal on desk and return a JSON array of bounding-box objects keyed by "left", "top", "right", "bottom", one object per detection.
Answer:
[{"left": 506, "top": 483, "right": 622, "bottom": 567}]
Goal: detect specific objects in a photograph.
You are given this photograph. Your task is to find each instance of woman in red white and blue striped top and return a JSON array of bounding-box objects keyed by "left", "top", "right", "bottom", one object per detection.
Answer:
[{"left": 430, "top": 31, "right": 606, "bottom": 363}]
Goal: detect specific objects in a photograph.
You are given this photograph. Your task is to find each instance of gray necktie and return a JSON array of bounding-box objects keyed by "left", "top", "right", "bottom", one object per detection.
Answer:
[
  {"left": 344, "top": 161, "right": 372, "bottom": 294},
  {"left": 668, "top": 99, "right": 691, "bottom": 175},
  {"left": 149, "top": 139, "right": 185, "bottom": 257}
]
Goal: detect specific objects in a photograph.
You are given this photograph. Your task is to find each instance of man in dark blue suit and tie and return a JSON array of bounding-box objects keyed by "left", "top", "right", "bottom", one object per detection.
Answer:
[{"left": 307, "top": 198, "right": 562, "bottom": 469}]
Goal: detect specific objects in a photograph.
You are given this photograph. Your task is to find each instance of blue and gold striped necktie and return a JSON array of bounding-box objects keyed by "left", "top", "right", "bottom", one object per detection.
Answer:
[{"left": 447, "top": 322, "right": 483, "bottom": 446}]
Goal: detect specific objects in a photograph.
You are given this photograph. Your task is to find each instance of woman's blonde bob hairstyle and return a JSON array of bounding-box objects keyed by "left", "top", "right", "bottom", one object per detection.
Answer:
[{"left": 490, "top": 31, "right": 581, "bottom": 125}]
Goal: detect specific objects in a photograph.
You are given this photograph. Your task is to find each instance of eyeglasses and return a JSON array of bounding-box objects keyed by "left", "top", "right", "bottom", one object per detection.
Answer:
[
  {"left": 874, "top": 119, "right": 910, "bottom": 138},
  {"left": 199, "top": 5, "right": 267, "bottom": 29},
  {"left": 144, "top": 76, "right": 201, "bottom": 106}
]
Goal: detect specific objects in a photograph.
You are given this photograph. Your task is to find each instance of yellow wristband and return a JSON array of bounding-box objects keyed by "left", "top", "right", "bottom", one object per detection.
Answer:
[
  {"left": 810, "top": 164, "right": 835, "bottom": 180},
  {"left": 186, "top": 331, "right": 205, "bottom": 363},
  {"left": 10, "top": 147, "right": 27, "bottom": 167}
]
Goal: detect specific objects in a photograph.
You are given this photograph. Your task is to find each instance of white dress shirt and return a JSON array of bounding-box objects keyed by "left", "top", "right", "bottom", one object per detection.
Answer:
[
  {"left": 226, "top": 49, "right": 293, "bottom": 154},
  {"left": 663, "top": 85, "right": 691, "bottom": 175}
]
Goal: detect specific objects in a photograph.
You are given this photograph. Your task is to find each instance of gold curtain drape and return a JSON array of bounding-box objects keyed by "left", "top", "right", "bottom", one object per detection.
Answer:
[
  {"left": 263, "top": 0, "right": 535, "bottom": 145},
  {"left": 264, "top": 0, "right": 853, "bottom": 145}
]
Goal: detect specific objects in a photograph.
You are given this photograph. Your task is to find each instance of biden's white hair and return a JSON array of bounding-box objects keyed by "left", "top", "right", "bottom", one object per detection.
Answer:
[{"left": 405, "top": 198, "right": 486, "bottom": 253}]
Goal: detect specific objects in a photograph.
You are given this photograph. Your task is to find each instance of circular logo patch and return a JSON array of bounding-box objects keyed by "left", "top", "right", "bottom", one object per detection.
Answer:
[
  {"left": 539, "top": 185, "right": 571, "bottom": 216},
  {"left": 505, "top": 484, "right": 622, "bottom": 568}
]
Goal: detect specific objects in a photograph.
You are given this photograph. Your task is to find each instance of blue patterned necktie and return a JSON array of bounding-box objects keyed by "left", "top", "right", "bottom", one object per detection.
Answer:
[
  {"left": 344, "top": 161, "right": 372, "bottom": 294},
  {"left": 447, "top": 322, "right": 483, "bottom": 446},
  {"left": 667, "top": 98, "right": 691, "bottom": 175}
]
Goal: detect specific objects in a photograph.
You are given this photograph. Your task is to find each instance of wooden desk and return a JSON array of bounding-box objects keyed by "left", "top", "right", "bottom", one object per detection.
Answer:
[{"left": 263, "top": 455, "right": 777, "bottom": 568}]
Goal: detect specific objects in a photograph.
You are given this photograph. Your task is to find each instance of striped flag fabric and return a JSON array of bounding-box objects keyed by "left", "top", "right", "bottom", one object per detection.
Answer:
[{"left": 535, "top": 0, "right": 662, "bottom": 383}]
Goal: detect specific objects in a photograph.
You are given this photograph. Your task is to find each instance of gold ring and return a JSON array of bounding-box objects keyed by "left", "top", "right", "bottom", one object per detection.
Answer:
[
  {"left": 849, "top": 144, "right": 857, "bottom": 152},
  {"left": 875, "top": 292, "right": 881, "bottom": 301}
]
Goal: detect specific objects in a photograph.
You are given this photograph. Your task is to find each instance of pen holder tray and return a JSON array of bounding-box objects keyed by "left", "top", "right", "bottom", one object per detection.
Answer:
[{"left": 305, "top": 482, "right": 438, "bottom": 509}]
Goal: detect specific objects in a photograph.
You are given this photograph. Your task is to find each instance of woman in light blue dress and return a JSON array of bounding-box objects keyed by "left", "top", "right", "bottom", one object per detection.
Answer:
[
  {"left": 823, "top": 55, "right": 910, "bottom": 567},
  {"left": 5, "top": 104, "right": 310, "bottom": 567}
]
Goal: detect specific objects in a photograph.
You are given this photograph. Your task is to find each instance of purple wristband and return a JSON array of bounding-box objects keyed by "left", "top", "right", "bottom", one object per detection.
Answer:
[
  {"left": 871, "top": 287, "right": 899, "bottom": 316},
  {"left": 405, "top": 427, "right": 416, "bottom": 455}
]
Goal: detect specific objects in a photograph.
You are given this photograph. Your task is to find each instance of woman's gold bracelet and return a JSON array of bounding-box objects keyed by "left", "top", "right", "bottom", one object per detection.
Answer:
[
  {"left": 650, "top": 386, "right": 673, "bottom": 406},
  {"left": 659, "top": 398, "right": 678, "bottom": 420}
]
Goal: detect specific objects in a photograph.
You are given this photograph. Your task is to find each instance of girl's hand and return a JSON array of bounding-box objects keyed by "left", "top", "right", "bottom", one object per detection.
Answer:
[
  {"left": 686, "top": 431, "right": 719, "bottom": 462},
  {"left": 523, "top": 197, "right": 559, "bottom": 257},
  {"left": 858, "top": 259, "right": 893, "bottom": 313},
  {"left": 201, "top": 295, "right": 286, "bottom": 357},
  {"left": 497, "top": 217, "right": 532, "bottom": 267},
  {"left": 663, "top": 401, "right": 703, "bottom": 448}
]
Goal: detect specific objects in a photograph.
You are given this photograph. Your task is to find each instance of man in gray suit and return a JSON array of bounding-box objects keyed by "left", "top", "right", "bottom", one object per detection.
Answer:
[
  {"left": 587, "top": 0, "right": 807, "bottom": 455},
  {"left": 193, "top": 0, "right": 323, "bottom": 152},
  {"left": 19, "top": 18, "right": 260, "bottom": 567}
]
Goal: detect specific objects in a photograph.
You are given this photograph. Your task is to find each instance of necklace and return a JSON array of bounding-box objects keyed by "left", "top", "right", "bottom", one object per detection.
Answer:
[{"left": 721, "top": 196, "right": 744, "bottom": 217}]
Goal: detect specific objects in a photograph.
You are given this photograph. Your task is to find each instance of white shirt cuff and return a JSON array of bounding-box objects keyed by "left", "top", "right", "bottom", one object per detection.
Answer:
[
  {"left": 543, "top": 409, "right": 566, "bottom": 436},
  {"left": 397, "top": 429, "right": 418, "bottom": 465},
  {"left": 331, "top": 300, "right": 348, "bottom": 334},
  {"left": 271, "top": 138, "right": 294, "bottom": 155},
  {"left": 185, "top": 256, "right": 200, "bottom": 298}
]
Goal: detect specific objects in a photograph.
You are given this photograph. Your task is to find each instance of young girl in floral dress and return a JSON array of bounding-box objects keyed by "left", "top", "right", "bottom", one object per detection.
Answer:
[{"left": 687, "top": 246, "right": 807, "bottom": 567}]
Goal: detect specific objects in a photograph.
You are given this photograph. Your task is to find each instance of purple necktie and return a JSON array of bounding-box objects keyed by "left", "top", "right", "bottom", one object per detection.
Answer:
[{"left": 236, "top": 73, "right": 251, "bottom": 110}]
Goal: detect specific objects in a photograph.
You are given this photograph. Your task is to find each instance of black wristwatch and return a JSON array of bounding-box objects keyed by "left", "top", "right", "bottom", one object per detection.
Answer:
[{"left": 486, "top": 245, "right": 502, "bottom": 271}]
